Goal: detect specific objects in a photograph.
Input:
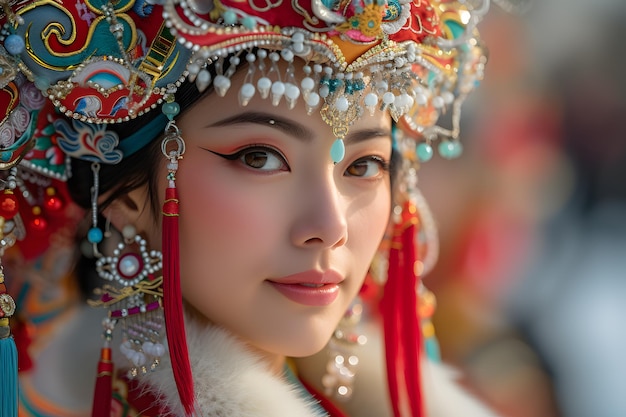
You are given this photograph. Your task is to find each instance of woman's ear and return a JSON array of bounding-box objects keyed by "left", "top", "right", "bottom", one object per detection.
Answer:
[{"left": 101, "top": 185, "right": 160, "bottom": 247}]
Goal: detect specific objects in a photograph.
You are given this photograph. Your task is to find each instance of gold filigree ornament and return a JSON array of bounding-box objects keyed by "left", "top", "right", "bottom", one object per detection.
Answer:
[
  {"left": 0, "top": 51, "right": 17, "bottom": 90},
  {"left": 0, "top": 292, "right": 15, "bottom": 317},
  {"left": 89, "top": 275, "right": 167, "bottom": 377}
]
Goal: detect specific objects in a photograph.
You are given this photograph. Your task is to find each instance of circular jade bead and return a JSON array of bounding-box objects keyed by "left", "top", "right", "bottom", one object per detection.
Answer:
[
  {"left": 222, "top": 10, "right": 237, "bottom": 25},
  {"left": 416, "top": 143, "right": 433, "bottom": 162},
  {"left": 4, "top": 34, "right": 25, "bottom": 55},
  {"left": 87, "top": 227, "right": 103, "bottom": 244},
  {"left": 162, "top": 102, "right": 180, "bottom": 120},
  {"left": 438, "top": 140, "right": 463, "bottom": 160},
  {"left": 241, "top": 16, "right": 256, "bottom": 29}
]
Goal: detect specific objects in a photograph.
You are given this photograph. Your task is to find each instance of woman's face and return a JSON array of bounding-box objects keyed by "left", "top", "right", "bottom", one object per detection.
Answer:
[{"left": 155, "top": 67, "right": 392, "bottom": 359}]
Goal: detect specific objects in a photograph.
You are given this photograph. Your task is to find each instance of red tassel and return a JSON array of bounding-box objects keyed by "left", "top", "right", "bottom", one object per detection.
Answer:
[
  {"left": 401, "top": 215, "right": 423, "bottom": 416},
  {"left": 380, "top": 201, "right": 424, "bottom": 417},
  {"left": 381, "top": 230, "right": 401, "bottom": 416},
  {"left": 91, "top": 346, "right": 113, "bottom": 417},
  {"left": 162, "top": 186, "right": 195, "bottom": 416}
]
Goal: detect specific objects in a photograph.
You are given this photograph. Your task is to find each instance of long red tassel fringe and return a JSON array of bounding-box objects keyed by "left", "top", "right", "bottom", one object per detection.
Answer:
[
  {"left": 382, "top": 234, "right": 401, "bottom": 416},
  {"left": 162, "top": 186, "right": 195, "bottom": 416},
  {"left": 91, "top": 346, "right": 113, "bottom": 417},
  {"left": 381, "top": 201, "right": 424, "bottom": 416}
]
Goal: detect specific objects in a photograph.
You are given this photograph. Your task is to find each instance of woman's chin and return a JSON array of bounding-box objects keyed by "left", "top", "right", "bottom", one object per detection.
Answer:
[
  {"left": 287, "top": 338, "right": 332, "bottom": 358},
  {"left": 261, "top": 328, "right": 336, "bottom": 359}
]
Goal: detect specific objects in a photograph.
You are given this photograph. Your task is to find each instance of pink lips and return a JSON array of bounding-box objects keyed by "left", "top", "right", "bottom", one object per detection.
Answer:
[{"left": 267, "top": 270, "right": 343, "bottom": 306}]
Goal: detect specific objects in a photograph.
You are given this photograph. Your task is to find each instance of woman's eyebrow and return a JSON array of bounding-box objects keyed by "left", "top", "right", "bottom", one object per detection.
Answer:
[
  {"left": 345, "top": 128, "right": 392, "bottom": 144},
  {"left": 207, "top": 112, "right": 314, "bottom": 142},
  {"left": 208, "top": 112, "right": 390, "bottom": 145}
]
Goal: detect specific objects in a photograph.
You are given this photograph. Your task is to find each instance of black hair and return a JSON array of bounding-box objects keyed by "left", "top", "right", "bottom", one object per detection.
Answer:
[
  {"left": 67, "top": 79, "right": 212, "bottom": 298},
  {"left": 67, "top": 80, "right": 207, "bottom": 215}
]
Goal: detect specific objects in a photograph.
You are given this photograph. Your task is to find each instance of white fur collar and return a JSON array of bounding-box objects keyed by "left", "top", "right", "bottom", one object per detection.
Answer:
[
  {"left": 141, "top": 317, "right": 498, "bottom": 417},
  {"left": 141, "top": 316, "right": 325, "bottom": 417},
  {"left": 423, "top": 361, "right": 499, "bottom": 417}
]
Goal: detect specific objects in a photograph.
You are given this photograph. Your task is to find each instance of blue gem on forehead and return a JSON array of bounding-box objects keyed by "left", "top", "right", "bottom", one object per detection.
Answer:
[
  {"left": 330, "top": 139, "right": 346, "bottom": 163},
  {"left": 344, "top": 79, "right": 365, "bottom": 95},
  {"left": 329, "top": 79, "right": 343, "bottom": 94},
  {"left": 320, "top": 77, "right": 344, "bottom": 95}
]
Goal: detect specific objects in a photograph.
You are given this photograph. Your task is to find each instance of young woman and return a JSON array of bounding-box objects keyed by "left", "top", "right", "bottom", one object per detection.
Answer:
[{"left": 0, "top": 0, "right": 497, "bottom": 415}]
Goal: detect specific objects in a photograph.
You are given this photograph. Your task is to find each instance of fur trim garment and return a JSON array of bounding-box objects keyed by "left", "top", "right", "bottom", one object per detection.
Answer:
[
  {"left": 422, "top": 361, "right": 499, "bottom": 417},
  {"left": 141, "top": 315, "right": 325, "bottom": 417},
  {"left": 141, "top": 316, "right": 499, "bottom": 416}
]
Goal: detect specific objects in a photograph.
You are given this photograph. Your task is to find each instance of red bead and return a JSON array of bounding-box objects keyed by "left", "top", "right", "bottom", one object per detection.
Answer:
[
  {"left": 30, "top": 215, "right": 48, "bottom": 232},
  {"left": 0, "top": 191, "right": 19, "bottom": 219},
  {"left": 31, "top": 218, "right": 47, "bottom": 231},
  {"left": 44, "top": 187, "right": 64, "bottom": 212},
  {"left": 44, "top": 195, "right": 64, "bottom": 212}
]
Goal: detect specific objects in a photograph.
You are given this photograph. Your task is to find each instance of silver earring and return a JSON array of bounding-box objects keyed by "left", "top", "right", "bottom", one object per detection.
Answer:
[
  {"left": 89, "top": 224, "right": 166, "bottom": 378},
  {"left": 95, "top": 225, "right": 162, "bottom": 287},
  {"left": 321, "top": 296, "right": 367, "bottom": 401}
]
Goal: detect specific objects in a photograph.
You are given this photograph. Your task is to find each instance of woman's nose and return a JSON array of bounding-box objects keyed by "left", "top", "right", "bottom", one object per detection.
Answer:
[{"left": 289, "top": 176, "right": 348, "bottom": 249}]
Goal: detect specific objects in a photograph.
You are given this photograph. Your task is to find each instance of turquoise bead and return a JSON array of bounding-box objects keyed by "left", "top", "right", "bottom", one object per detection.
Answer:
[
  {"left": 425, "top": 337, "right": 441, "bottom": 362},
  {"left": 453, "top": 141, "right": 463, "bottom": 158},
  {"left": 34, "top": 76, "right": 50, "bottom": 92},
  {"left": 223, "top": 10, "right": 237, "bottom": 25},
  {"left": 330, "top": 139, "right": 345, "bottom": 163},
  {"left": 162, "top": 101, "right": 180, "bottom": 120},
  {"left": 241, "top": 16, "right": 256, "bottom": 29},
  {"left": 438, "top": 140, "right": 462, "bottom": 159},
  {"left": 87, "top": 227, "right": 103, "bottom": 244},
  {"left": 416, "top": 143, "right": 433, "bottom": 162},
  {"left": 4, "top": 34, "right": 24, "bottom": 55}
]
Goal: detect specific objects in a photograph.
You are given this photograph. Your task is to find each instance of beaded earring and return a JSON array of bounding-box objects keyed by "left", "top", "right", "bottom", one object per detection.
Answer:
[
  {"left": 160, "top": 90, "right": 196, "bottom": 416},
  {"left": 321, "top": 296, "right": 367, "bottom": 401},
  {"left": 89, "top": 224, "right": 166, "bottom": 417},
  {"left": 87, "top": 162, "right": 104, "bottom": 256}
]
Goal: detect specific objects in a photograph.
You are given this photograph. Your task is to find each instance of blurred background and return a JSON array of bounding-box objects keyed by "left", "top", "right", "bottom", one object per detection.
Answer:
[{"left": 419, "top": 0, "right": 626, "bottom": 416}]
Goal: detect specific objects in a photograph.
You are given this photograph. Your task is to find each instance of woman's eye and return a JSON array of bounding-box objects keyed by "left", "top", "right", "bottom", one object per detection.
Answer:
[
  {"left": 345, "top": 156, "right": 389, "bottom": 178},
  {"left": 239, "top": 148, "right": 286, "bottom": 171},
  {"left": 205, "top": 146, "right": 288, "bottom": 172}
]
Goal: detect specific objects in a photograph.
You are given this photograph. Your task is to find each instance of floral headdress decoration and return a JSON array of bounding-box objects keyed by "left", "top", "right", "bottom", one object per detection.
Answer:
[{"left": 0, "top": 0, "right": 488, "bottom": 416}]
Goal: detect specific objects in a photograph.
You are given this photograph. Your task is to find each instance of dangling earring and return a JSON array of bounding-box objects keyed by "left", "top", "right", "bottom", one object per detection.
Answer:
[
  {"left": 89, "top": 224, "right": 165, "bottom": 417},
  {"left": 160, "top": 90, "right": 196, "bottom": 416},
  {"left": 321, "top": 296, "right": 367, "bottom": 401},
  {"left": 95, "top": 224, "right": 162, "bottom": 288},
  {"left": 92, "top": 224, "right": 165, "bottom": 371}
]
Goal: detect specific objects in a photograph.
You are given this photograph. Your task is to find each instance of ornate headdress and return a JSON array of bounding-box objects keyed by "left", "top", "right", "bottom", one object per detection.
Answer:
[{"left": 0, "top": 0, "right": 488, "bottom": 416}]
